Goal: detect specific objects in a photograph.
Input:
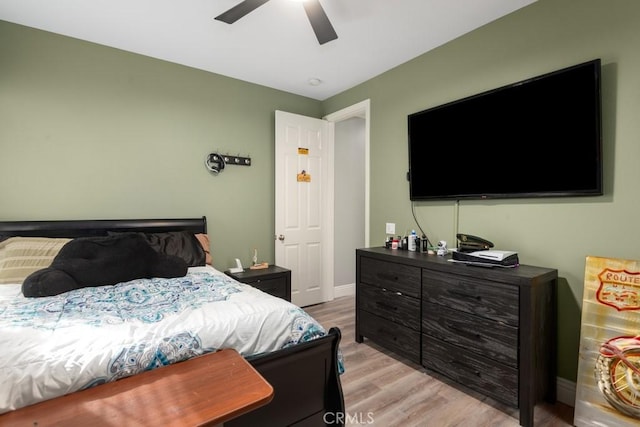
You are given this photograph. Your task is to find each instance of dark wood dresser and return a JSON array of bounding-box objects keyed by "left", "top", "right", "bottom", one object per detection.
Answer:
[{"left": 356, "top": 247, "right": 557, "bottom": 427}]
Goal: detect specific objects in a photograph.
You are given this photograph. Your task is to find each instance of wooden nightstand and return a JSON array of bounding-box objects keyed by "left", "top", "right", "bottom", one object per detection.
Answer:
[{"left": 226, "top": 265, "right": 291, "bottom": 302}]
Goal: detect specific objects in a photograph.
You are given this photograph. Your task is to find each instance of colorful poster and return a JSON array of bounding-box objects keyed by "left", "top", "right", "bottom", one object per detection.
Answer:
[{"left": 574, "top": 256, "right": 640, "bottom": 426}]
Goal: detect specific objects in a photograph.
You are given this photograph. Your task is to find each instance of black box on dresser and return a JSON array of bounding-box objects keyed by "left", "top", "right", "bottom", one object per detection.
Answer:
[{"left": 355, "top": 247, "right": 557, "bottom": 427}]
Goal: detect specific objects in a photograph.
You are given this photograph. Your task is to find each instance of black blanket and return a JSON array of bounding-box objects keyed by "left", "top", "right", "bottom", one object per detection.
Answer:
[{"left": 22, "top": 234, "right": 188, "bottom": 297}]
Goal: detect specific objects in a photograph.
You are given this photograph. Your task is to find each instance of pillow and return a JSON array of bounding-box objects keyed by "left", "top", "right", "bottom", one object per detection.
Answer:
[
  {"left": 0, "top": 237, "right": 72, "bottom": 284},
  {"left": 108, "top": 231, "right": 206, "bottom": 267},
  {"left": 195, "top": 233, "right": 212, "bottom": 265}
]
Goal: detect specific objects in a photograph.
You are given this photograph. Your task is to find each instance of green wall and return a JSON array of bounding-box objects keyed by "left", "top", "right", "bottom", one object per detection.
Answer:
[
  {"left": 2, "top": 0, "right": 640, "bottom": 384},
  {"left": 323, "top": 0, "right": 640, "bottom": 382},
  {"left": 0, "top": 20, "right": 322, "bottom": 272}
]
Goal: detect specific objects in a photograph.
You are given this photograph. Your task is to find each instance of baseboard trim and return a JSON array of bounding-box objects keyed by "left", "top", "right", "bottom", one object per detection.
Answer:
[
  {"left": 334, "top": 283, "right": 355, "bottom": 298},
  {"left": 556, "top": 376, "right": 576, "bottom": 407}
]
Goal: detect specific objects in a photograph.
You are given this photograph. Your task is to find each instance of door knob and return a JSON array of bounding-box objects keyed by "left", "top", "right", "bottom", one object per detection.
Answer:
[{"left": 278, "top": 235, "right": 285, "bottom": 241}]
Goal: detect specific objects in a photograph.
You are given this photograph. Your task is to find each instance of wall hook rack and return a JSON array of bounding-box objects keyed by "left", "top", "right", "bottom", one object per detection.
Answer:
[
  {"left": 221, "top": 154, "right": 251, "bottom": 166},
  {"left": 205, "top": 152, "right": 251, "bottom": 175}
]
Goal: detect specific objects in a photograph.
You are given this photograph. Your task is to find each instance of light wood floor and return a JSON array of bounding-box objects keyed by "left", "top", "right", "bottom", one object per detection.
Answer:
[{"left": 304, "top": 296, "right": 575, "bottom": 427}]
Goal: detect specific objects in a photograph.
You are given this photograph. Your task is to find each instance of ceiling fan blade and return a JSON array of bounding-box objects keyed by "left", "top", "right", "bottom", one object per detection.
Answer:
[
  {"left": 303, "top": 0, "right": 338, "bottom": 45},
  {"left": 215, "top": 0, "right": 271, "bottom": 24}
]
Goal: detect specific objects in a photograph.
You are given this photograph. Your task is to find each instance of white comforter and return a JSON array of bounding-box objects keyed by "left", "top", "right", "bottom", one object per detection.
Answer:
[{"left": 0, "top": 266, "right": 326, "bottom": 414}]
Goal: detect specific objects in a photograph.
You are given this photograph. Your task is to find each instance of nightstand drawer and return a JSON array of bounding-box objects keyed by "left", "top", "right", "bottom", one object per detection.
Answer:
[
  {"left": 225, "top": 266, "right": 291, "bottom": 302},
  {"left": 248, "top": 277, "right": 287, "bottom": 300},
  {"left": 358, "top": 283, "right": 420, "bottom": 330}
]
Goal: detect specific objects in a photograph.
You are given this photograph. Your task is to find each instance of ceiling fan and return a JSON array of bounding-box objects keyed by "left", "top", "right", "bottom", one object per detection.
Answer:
[{"left": 215, "top": 0, "right": 338, "bottom": 45}]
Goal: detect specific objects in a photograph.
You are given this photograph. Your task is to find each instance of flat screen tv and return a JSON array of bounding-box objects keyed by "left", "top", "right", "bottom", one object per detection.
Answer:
[{"left": 408, "top": 59, "right": 602, "bottom": 201}]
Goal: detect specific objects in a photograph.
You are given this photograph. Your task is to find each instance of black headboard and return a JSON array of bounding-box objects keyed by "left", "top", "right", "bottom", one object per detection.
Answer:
[{"left": 0, "top": 217, "right": 207, "bottom": 239}]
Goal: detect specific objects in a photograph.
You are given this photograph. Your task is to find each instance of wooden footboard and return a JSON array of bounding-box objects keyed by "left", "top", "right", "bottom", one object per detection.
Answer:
[{"left": 227, "top": 327, "right": 345, "bottom": 427}]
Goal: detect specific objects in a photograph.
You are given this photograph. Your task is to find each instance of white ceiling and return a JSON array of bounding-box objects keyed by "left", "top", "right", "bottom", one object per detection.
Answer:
[{"left": 0, "top": 0, "right": 536, "bottom": 100}]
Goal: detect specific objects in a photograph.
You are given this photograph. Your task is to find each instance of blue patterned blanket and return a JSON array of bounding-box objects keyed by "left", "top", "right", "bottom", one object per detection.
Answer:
[{"left": 0, "top": 266, "right": 327, "bottom": 413}]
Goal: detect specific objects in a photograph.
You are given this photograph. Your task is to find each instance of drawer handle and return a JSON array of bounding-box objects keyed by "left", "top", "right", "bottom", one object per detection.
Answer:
[
  {"left": 380, "top": 288, "right": 403, "bottom": 297},
  {"left": 449, "top": 290, "right": 482, "bottom": 301}
]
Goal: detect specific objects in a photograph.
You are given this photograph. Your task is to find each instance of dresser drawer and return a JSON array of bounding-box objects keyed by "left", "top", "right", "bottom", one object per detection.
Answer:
[
  {"left": 422, "top": 334, "right": 518, "bottom": 407},
  {"left": 357, "top": 283, "right": 420, "bottom": 330},
  {"left": 422, "top": 301, "right": 518, "bottom": 367},
  {"left": 422, "top": 269, "right": 518, "bottom": 326},
  {"left": 360, "top": 256, "right": 421, "bottom": 298},
  {"left": 359, "top": 310, "right": 420, "bottom": 363}
]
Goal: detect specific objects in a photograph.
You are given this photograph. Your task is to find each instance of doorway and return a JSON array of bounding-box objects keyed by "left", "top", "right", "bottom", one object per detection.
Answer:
[{"left": 324, "top": 99, "right": 370, "bottom": 297}]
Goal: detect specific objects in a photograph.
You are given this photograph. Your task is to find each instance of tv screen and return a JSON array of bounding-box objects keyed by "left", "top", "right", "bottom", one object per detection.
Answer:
[{"left": 408, "top": 59, "right": 602, "bottom": 201}]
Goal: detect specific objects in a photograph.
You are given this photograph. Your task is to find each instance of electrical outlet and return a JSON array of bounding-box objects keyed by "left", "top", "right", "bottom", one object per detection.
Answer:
[{"left": 385, "top": 223, "right": 396, "bottom": 234}]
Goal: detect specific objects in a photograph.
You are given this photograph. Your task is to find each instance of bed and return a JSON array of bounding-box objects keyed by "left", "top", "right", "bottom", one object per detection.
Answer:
[{"left": 0, "top": 217, "right": 345, "bottom": 426}]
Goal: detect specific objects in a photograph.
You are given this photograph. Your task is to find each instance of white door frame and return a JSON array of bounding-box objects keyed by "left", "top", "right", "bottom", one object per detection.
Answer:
[{"left": 324, "top": 99, "right": 371, "bottom": 248}]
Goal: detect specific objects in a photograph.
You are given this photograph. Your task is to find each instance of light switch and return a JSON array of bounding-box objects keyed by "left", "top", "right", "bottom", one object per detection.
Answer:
[{"left": 385, "top": 223, "right": 396, "bottom": 234}]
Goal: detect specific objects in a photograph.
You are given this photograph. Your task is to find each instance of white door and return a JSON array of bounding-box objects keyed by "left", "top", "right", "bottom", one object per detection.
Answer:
[{"left": 275, "top": 110, "right": 334, "bottom": 307}]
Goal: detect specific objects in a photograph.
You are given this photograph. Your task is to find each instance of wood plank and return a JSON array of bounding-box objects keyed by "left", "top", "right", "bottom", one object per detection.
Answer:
[{"left": 0, "top": 349, "right": 273, "bottom": 426}]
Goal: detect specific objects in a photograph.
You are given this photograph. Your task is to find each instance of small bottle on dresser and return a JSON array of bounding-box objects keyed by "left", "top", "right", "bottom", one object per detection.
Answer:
[{"left": 408, "top": 230, "right": 417, "bottom": 251}]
